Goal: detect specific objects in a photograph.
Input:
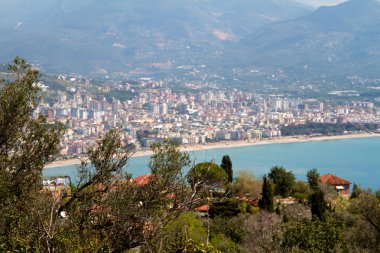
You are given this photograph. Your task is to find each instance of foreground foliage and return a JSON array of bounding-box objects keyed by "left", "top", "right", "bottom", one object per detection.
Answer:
[
  {"left": 1, "top": 58, "right": 379, "bottom": 252},
  {"left": 0, "top": 58, "right": 64, "bottom": 251}
]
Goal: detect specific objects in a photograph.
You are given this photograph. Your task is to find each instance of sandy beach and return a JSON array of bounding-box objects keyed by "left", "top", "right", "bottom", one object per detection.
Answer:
[{"left": 44, "top": 133, "right": 380, "bottom": 169}]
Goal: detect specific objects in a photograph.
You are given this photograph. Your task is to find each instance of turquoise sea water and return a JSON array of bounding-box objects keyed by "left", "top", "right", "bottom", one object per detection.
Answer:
[{"left": 43, "top": 137, "right": 380, "bottom": 190}]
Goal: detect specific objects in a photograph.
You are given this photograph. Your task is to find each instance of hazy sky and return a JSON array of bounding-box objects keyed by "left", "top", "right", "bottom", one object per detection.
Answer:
[{"left": 293, "top": 0, "right": 348, "bottom": 7}]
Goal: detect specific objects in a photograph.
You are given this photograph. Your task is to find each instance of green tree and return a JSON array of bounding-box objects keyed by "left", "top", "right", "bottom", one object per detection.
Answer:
[
  {"left": 54, "top": 129, "right": 133, "bottom": 252},
  {"left": 350, "top": 191, "right": 380, "bottom": 235},
  {"left": 376, "top": 189, "right": 380, "bottom": 202},
  {"left": 105, "top": 140, "right": 204, "bottom": 252},
  {"left": 211, "top": 216, "right": 244, "bottom": 244},
  {"left": 309, "top": 189, "right": 328, "bottom": 220},
  {"left": 210, "top": 233, "right": 243, "bottom": 253},
  {"left": 209, "top": 198, "right": 242, "bottom": 218},
  {"left": 259, "top": 175, "right": 274, "bottom": 212},
  {"left": 231, "top": 170, "right": 261, "bottom": 199},
  {"left": 291, "top": 180, "right": 311, "bottom": 201},
  {"left": 221, "top": 155, "right": 233, "bottom": 183},
  {"left": 282, "top": 213, "right": 344, "bottom": 252},
  {"left": 268, "top": 166, "right": 295, "bottom": 197},
  {"left": 161, "top": 212, "right": 208, "bottom": 252},
  {"left": 188, "top": 162, "right": 228, "bottom": 191},
  {"left": 345, "top": 190, "right": 380, "bottom": 251},
  {"left": 307, "top": 168, "right": 320, "bottom": 191},
  {"left": 350, "top": 183, "right": 361, "bottom": 199},
  {"left": 0, "top": 57, "right": 64, "bottom": 251}
]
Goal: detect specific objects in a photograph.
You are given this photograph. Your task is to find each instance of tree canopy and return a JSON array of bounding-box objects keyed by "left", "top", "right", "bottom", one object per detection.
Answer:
[
  {"left": 309, "top": 189, "right": 328, "bottom": 220},
  {"left": 231, "top": 170, "right": 261, "bottom": 199},
  {"left": 187, "top": 162, "right": 228, "bottom": 190},
  {"left": 1, "top": 58, "right": 380, "bottom": 253},
  {"left": 268, "top": 166, "right": 295, "bottom": 197},
  {"left": 221, "top": 155, "right": 233, "bottom": 183},
  {"left": 307, "top": 168, "right": 320, "bottom": 191},
  {"left": 0, "top": 57, "right": 64, "bottom": 251},
  {"left": 259, "top": 175, "right": 274, "bottom": 213}
]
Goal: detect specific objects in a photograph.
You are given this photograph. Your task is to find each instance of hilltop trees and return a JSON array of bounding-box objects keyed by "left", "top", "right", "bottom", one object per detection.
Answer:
[
  {"left": 268, "top": 166, "right": 295, "bottom": 197},
  {"left": 160, "top": 212, "right": 208, "bottom": 252},
  {"left": 0, "top": 57, "right": 64, "bottom": 251},
  {"left": 351, "top": 191, "right": 380, "bottom": 236},
  {"left": 61, "top": 139, "right": 204, "bottom": 252},
  {"left": 101, "top": 140, "right": 217, "bottom": 252},
  {"left": 1, "top": 57, "right": 380, "bottom": 253},
  {"left": 282, "top": 213, "right": 344, "bottom": 252},
  {"left": 231, "top": 170, "right": 262, "bottom": 199},
  {"left": 350, "top": 183, "right": 361, "bottom": 199},
  {"left": 221, "top": 155, "right": 233, "bottom": 183},
  {"left": 307, "top": 168, "right": 320, "bottom": 191},
  {"left": 259, "top": 175, "right": 274, "bottom": 212},
  {"left": 187, "top": 162, "right": 228, "bottom": 192},
  {"left": 243, "top": 211, "right": 283, "bottom": 252},
  {"left": 344, "top": 190, "right": 380, "bottom": 251},
  {"left": 54, "top": 129, "right": 133, "bottom": 252},
  {"left": 0, "top": 58, "right": 209, "bottom": 252},
  {"left": 305, "top": 169, "right": 330, "bottom": 220},
  {"left": 0, "top": 58, "right": 64, "bottom": 198},
  {"left": 309, "top": 189, "right": 328, "bottom": 219}
]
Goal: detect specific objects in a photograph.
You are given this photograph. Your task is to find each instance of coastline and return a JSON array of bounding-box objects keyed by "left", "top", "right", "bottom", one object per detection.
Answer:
[{"left": 44, "top": 133, "right": 380, "bottom": 169}]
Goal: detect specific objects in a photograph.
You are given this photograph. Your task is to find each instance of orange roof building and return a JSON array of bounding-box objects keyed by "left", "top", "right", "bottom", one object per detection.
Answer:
[
  {"left": 132, "top": 174, "right": 153, "bottom": 186},
  {"left": 320, "top": 173, "right": 351, "bottom": 197},
  {"left": 194, "top": 204, "right": 209, "bottom": 212}
]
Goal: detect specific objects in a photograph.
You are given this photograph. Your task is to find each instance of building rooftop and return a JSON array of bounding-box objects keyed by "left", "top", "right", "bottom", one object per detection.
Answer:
[
  {"left": 132, "top": 173, "right": 153, "bottom": 186},
  {"left": 194, "top": 204, "right": 209, "bottom": 212},
  {"left": 320, "top": 173, "right": 351, "bottom": 185}
]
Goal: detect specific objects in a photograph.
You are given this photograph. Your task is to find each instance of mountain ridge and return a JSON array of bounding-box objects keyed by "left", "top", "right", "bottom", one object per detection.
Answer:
[
  {"left": 0, "top": 0, "right": 311, "bottom": 76},
  {"left": 235, "top": 0, "right": 380, "bottom": 80},
  {"left": 1, "top": 0, "right": 380, "bottom": 83}
]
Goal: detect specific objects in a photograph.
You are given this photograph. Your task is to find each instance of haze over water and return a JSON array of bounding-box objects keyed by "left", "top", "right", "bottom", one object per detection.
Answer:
[{"left": 44, "top": 137, "right": 380, "bottom": 190}]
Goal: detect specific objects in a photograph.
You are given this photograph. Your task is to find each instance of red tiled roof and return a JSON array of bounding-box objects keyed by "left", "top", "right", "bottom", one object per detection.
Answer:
[
  {"left": 194, "top": 204, "right": 209, "bottom": 212},
  {"left": 132, "top": 174, "right": 153, "bottom": 186},
  {"left": 320, "top": 173, "right": 351, "bottom": 185}
]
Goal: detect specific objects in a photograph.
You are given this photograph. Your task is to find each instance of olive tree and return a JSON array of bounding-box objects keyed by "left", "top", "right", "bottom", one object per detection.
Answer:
[{"left": 0, "top": 57, "right": 64, "bottom": 251}]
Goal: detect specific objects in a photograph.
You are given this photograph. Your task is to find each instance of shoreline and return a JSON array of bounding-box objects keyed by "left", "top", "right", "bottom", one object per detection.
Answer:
[{"left": 44, "top": 133, "right": 380, "bottom": 169}]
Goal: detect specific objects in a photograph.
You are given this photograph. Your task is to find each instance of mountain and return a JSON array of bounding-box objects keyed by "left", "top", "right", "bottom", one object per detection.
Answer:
[
  {"left": 3, "top": 0, "right": 378, "bottom": 83},
  {"left": 237, "top": 0, "right": 380, "bottom": 80},
  {"left": 0, "top": 0, "right": 311, "bottom": 76}
]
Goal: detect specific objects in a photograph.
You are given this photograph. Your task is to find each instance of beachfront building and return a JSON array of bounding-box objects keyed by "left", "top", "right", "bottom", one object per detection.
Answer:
[{"left": 320, "top": 173, "right": 351, "bottom": 198}]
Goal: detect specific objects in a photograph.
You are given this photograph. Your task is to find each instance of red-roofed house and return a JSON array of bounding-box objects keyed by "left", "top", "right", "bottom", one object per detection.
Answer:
[
  {"left": 132, "top": 174, "right": 153, "bottom": 186},
  {"left": 320, "top": 173, "right": 351, "bottom": 197},
  {"left": 194, "top": 204, "right": 209, "bottom": 212}
]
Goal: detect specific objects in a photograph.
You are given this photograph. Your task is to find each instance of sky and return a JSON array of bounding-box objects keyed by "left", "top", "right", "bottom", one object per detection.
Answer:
[
  {"left": 293, "top": 0, "right": 348, "bottom": 7},
  {"left": 0, "top": 0, "right": 352, "bottom": 9}
]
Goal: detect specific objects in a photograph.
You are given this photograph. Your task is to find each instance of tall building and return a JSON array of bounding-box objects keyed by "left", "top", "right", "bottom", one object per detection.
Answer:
[{"left": 159, "top": 103, "right": 168, "bottom": 115}]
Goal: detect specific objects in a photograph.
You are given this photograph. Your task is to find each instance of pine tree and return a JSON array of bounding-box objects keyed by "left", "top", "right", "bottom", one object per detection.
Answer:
[
  {"left": 221, "top": 155, "right": 233, "bottom": 183},
  {"left": 259, "top": 175, "right": 274, "bottom": 212}
]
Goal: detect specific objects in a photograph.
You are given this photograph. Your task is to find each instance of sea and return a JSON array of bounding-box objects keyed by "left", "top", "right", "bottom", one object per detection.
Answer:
[{"left": 43, "top": 137, "right": 380, "bottom": 190}]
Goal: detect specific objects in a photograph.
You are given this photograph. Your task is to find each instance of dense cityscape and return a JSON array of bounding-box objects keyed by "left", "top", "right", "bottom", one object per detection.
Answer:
[{"left": 36, "top": 76, "right": 380, "bottom": 157}]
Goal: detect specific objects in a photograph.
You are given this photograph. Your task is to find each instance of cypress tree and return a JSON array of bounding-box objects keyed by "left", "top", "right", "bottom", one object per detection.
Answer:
[
  {"left": 310, "top": 189, "right": 327, "bottom": 220},
  {"left": 221, "top": 155, "right": 233, "bottom": 183},
  {"left": 307, "top": 169, "right": 320, "bottom": 191},
  {"left": 259, "top": 175, "right": 274, "bottom": 212},
  {"left": 350, "top": 183, "right": 361, "bottom": 199}
]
